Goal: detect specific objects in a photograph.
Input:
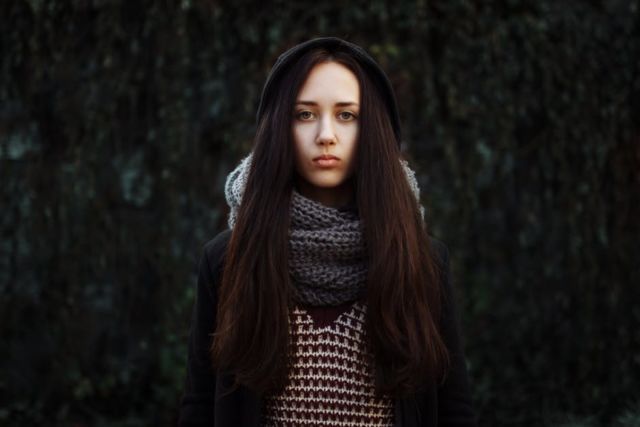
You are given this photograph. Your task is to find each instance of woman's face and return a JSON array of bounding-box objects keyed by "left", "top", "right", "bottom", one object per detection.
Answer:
[{"left": 292, "top": 61, "right": 360, "bottom": 208}]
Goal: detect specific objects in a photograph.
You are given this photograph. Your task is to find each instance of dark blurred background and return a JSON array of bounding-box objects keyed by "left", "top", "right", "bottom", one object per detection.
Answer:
[{"left": 1, "top": 1, "right": 639, "bottom": 426}]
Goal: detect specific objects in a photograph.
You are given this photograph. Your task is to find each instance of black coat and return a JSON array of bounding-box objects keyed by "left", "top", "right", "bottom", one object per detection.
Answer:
[{"left": 178, "top": 229, "right": 478, "bottom": 426}]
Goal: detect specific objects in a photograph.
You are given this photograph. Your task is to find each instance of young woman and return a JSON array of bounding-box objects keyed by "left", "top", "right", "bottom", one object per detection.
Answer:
[{"left": 179, "top": 37, "right": 477, "bottom": 426}]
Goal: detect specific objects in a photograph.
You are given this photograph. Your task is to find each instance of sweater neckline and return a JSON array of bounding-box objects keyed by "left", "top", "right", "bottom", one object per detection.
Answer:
[{"left": 295, "top": 300, "right": 363, "bottom": 330}]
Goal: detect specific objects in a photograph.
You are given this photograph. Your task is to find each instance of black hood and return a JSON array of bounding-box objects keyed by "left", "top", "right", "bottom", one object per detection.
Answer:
[{"left": 255, "top": 37, "right": 402, "bottom": 145}]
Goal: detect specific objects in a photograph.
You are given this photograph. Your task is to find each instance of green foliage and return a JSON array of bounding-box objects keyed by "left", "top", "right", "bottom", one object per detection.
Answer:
[{"left": 1, "top": 0, "right": 638, "bottom": 426}]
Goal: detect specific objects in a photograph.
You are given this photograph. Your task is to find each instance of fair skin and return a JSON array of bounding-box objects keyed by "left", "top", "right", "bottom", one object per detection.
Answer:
[{"left": 292, "top": 61, "right": 360, "bottom": 208}]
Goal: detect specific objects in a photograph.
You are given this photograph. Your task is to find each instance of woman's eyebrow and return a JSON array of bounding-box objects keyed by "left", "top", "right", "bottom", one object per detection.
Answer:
[{"left": 295, "top": 100, "right": 360, "bottom": 107}]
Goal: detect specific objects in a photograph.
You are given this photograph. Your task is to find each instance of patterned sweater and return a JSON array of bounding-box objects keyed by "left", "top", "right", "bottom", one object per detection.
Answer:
[
  {"left": 261, "top": 301, "right": 394, "bottom": 426},
  {"left": 178, "top": 229, "right": 478, "bottom": 427}
]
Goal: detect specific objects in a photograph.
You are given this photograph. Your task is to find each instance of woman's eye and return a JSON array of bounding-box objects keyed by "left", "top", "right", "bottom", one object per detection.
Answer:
[
  {"left": 296, "top": 111, "right": 314, "bottom": 120},
  {"left": 339, "top": 111, "right": 357, "bottom": 120}
]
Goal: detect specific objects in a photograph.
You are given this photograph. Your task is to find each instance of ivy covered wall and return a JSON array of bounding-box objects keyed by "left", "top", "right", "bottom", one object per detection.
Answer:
[{"left": 1, "top": 1, "right": 639, "bottom": 425}]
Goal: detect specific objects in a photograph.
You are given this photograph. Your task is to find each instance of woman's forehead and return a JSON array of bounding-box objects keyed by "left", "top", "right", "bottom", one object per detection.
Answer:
[{"left": 296, "top": 62, "right": 360, "bottom": 104}]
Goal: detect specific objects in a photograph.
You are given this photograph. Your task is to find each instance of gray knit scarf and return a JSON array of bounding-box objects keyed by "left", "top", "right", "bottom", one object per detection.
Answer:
[{"left": 224, "top": 153, "right": 425, "bottom": 306}]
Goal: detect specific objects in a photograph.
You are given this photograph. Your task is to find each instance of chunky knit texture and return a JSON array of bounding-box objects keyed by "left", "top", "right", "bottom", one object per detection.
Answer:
[
  {"left": 289, "top": 190, "right": 367, "bottom": 305},
  {"left": 224, "top": 153, "right": 425, "bottom": 306},
  {"left": 261, "top": 301, "right": 394, "bottom": 426}
]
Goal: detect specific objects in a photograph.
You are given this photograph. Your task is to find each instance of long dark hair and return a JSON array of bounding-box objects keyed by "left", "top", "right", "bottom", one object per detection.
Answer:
[{"left": 212, "top": 45, "right": 449, "bottom": 396}]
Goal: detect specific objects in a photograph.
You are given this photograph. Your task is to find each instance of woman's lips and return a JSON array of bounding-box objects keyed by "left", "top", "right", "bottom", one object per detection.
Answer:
[{"left": 313, "top": 155, "right": 340, "bottom": 168}]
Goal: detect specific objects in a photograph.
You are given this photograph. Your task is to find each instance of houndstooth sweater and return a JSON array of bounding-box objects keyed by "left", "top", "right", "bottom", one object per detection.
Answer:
[{"left": 261, "top": 301, "right": 394, "bottom": 426}]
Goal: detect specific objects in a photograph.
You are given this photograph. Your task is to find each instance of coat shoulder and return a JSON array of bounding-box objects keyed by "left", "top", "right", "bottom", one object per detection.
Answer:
[
  {"left": 428, "top": 236, "right": 450, "bottom": 269},
  {"left": 202, "top": 228, "right": 233, "bottom": 275}
]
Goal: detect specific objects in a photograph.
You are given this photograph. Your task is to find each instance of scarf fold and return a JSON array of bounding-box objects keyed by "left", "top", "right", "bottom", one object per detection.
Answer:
[
  {"left": 288, "top": 190, "right": 367, "bottom": 305},
  {"left": 224, "top": 152, "right": 425, "bottom": 306}
]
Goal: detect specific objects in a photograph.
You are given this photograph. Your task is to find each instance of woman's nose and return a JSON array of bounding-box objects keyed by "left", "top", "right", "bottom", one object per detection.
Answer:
[{"left": 316, "top": 116, "right": 337, "bottom": 145}]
